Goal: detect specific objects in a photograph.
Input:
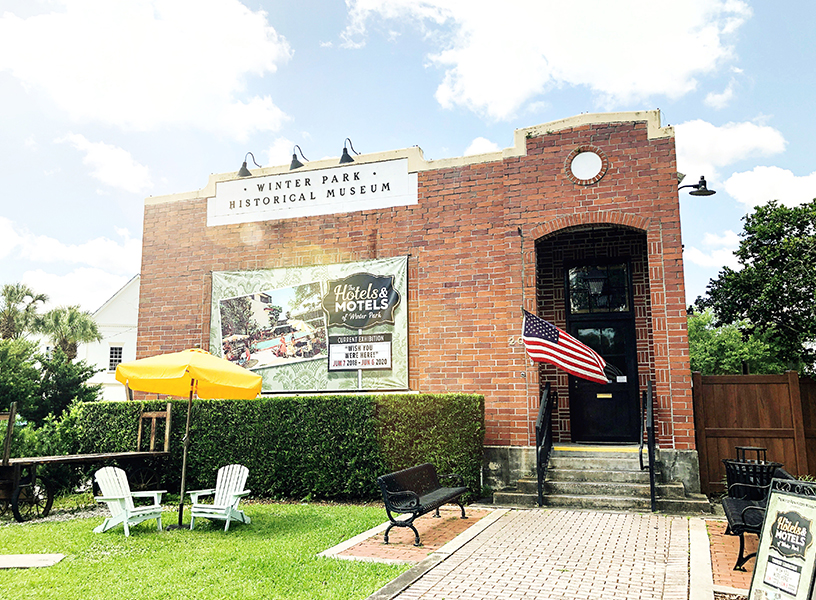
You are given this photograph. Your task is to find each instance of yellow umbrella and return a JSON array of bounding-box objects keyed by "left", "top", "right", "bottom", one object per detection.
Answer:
[
  {"left": 115, "top": 348, "right": 262, "bottom": 400},
  {"left": 115, "top": 348, "right": 262, "bottom": 528}
]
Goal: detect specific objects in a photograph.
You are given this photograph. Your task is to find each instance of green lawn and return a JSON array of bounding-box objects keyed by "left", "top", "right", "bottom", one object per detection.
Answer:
[{"left": 0, "top": 501, "right": 408, "bottom": 600}]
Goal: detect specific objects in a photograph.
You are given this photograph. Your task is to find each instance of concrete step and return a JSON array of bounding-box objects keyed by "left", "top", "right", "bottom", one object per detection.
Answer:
[
  {"left": 514, "top": 477, "right": 688, "bottom": 499},
  {"left": 544, "top": 468, "right": 652, "bottom": 484},
  {"left": 657, "top": 482, "right": 687, "bottom": 500},
  {"left": 492, "top": 445, "right": 712, "bottom": 514},
  {"left": 656, "top": 494, "right": 712, "bottom": 515},
  {"left": 548, "top": 456, "right": 645, "bottom": 472},
  {"left": 518, "top": 478, "right": 651, "bottom": 497},
  {"left": 550, "top": 445, "right": 642, "bottom": 459},
  {"left": 492, "top": 490, "right": 539, "bottom": 508}
]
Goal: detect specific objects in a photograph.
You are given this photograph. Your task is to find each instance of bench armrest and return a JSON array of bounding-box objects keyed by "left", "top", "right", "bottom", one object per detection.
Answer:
[
  {"left": 742, "top": 504, "right": 766, "bottom": 519},
  {"left": 727, "top": 481, "right": 770, "bottom": 500},
  {"left": 384, "top": 489, "right": 420, "bottom": 510}
]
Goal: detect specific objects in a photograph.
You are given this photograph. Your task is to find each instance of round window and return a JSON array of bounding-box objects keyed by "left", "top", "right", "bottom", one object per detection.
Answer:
[
  {"left": 565, "top": 146, "right": 609, "bottom": 185},
  {"left": 570, "top": 152, "right": 603, "bottom": 180}
]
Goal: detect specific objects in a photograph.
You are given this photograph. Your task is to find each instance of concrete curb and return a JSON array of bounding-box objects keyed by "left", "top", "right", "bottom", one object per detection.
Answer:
[{"left": 689, "top": 517, "right": 714, "bottom": 600}]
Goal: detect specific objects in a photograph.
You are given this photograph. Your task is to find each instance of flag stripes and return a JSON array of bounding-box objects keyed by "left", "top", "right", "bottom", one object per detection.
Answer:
[{"left": 522, "top": 309, "right": 608, "bottom": 384}]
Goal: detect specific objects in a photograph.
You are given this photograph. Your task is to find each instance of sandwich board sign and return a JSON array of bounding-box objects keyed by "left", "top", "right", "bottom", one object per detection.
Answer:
[{"left": 750, "top": 478, "right": 816, "bottom": 600}]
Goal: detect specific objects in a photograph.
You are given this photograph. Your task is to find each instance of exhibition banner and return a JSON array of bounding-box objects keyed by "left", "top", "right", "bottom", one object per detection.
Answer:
[{"left": 210, "top": 256, "right": 408, "bottom": 392}]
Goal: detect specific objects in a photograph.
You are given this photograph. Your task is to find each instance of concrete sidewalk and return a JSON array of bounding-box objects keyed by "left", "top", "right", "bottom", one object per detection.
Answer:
[{"left": 354, "top": 508, "right": 729, "bottom": 600}]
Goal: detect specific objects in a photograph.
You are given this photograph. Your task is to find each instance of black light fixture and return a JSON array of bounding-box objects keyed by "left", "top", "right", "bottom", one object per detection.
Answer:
[
  {"left": 339, "top": 138, "right": 359, "bottom": 164},
  {"left": 238, "top": 152, "right": 261, "bottom": 177},
  {"left": 290, "top": 145, "right": 308, "bottom": 170},
  {"left": 585, "top": 267, "right": 607, "bottom": 297},
  {"left": 679, "top": 175, "right": 716, "bottom": 196}
]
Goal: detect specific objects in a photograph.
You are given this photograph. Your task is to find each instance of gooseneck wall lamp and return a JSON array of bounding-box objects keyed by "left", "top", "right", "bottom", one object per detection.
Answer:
[
  {"left": 339, "top": 138, "right": 359, "bottom": 164},
  {"left": 679, "top": 175, "right": 716, "bottom": 196},
  {"left": 238, "top": 152, "right": 261, "bottom": 177},
  {"left": 290, "top": 145, "right": 308, "bottom": 170}
]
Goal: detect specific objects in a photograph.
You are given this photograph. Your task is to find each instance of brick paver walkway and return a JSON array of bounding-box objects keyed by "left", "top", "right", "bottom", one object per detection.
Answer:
[
  {"left": 392, "top": 509, "right": 690, "bottom": 600},
  {"left": 706, "top": 519, "right": 755, "bottom": 590}
]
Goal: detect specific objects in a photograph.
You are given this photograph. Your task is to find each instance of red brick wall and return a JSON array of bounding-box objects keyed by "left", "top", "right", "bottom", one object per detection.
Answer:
[{"left": 138, "top": 117, "right": 694, "bottom": 451}]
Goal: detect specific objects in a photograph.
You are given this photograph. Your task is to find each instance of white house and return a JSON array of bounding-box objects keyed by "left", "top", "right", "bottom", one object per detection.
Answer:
[{"left": 78, "top": 275, "right": 140, "bottom": 402}]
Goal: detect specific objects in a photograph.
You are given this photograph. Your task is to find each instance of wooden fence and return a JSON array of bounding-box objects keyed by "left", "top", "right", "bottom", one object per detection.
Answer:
[{"left": 692, "top": 372, "right": 816, "bottom": 496}]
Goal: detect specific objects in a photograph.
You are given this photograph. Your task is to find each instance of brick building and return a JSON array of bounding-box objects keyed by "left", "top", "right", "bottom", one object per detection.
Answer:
[{"left": 137, "top": 110, "right": 698, "bottom": 491}]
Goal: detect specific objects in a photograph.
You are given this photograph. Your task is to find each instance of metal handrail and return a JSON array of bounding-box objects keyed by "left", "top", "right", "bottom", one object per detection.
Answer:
[
  {"left": 535, "top": 383, "right": 555, "bottom": 507},
  {"left": 644, "top": 381, "right": 657, "bottom": 511}
]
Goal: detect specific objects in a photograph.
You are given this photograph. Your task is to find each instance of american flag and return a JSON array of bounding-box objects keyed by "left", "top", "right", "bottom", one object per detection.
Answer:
[{"left": 522, "top": 309, "right": 608, "bottom": 384}]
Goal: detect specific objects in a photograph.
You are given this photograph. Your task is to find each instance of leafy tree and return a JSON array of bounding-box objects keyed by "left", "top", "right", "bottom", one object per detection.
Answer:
[
  {"left": 21, "top": 348, "right": 101, "bottom": 427},
  {"left": 687, "top": 308, "right": 788, "bottom": 375},
  {"left": 0, "top": 338, "right": 40, "bottom": 411},
  {"left": 35, "top": 305, "right": 102, "bottom": 360},
  {"left": 698, "top": 199, "right": 816, "bottom": 373},
  {"left": 0, "top": 283, "right": 48, "bottom": 340},
  {"left": 220, "top": 296, "right": 259, "bottom": 336},
  {"left": 266, "top": 305, "right": 283, "bottom": 327}
]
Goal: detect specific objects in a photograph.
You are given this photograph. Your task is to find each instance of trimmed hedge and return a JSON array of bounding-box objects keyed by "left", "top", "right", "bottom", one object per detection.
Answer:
[{"left": 70, "top": 393, "right": 484, "bottom": 500}]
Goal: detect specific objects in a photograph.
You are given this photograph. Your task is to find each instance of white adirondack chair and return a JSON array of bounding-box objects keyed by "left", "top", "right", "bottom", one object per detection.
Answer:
[
  {"left": 188, "top": 464, "right": 251, "bottom": 531},
  {"left": 93, "top": 466, "right": 166, "bottom": 536}
]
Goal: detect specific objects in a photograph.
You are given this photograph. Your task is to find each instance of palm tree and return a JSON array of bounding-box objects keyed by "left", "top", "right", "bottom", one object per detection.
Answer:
[
  {"left": 0, "top": 283, "right": 48, "bottom": 340},
  {"left": 36, "top": 305, "right": 102, "bottom": 360}
]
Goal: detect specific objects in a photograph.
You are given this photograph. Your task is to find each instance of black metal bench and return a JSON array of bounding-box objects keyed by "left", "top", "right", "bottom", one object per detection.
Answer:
[
  {"left": 721, "top": 467, "right": 796, "bottom": 571},
  {"left": 377, "top": 463, "right": 468, "bottom": 546}
]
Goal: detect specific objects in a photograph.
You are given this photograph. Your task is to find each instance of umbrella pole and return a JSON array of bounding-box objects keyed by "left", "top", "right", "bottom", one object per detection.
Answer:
[{"left": 178, "top": 379, "right": 194, "bottom": 528}]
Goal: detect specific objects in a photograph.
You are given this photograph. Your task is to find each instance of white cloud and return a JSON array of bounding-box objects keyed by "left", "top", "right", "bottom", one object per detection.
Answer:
[
  {"left": 684, "top": 246, "right": 740, "bottom": 269},
  {"left": 57, "top": 134, "right": 152, "bottom": 194},
  {"left": 265, "top": 137, "right": 296, "bottom": 168},
  {"left": 675, "top": 119, "right": 786, "bottom": 183},
  {"left": 342, "top": 0, "right": 751, "bottom": 120},
  {"left": 704, "top": 80, "right": 736, "bottom": 109},
  {"left": 19, "top": 232, "right": 141, "bottom": 276},
  {"left": 685, "top": 229, "right": 740, "bottom": 270},
  {"left": 0, "top": 217, "right": 24, "bottom": 260},
  {"left": 701, "top": 230, "right": 740, "bottom": 248},
  {"left": 724, "top": 166, "right": 816, "bottom": 208},
  {"left": 0, "top": 0, "right": 292, "bottom": 140},
  {"left": 1, "top": 219, "right": 140, "bottom": 311},
  {"left": 0, "top": 219, "right": 140, "bottom": 276},
  {"left": 22, "top": 268, "right": 134, "bottom": 312},
  {"left": 464, "top": 137, "right": 500, "bottom": 156}
]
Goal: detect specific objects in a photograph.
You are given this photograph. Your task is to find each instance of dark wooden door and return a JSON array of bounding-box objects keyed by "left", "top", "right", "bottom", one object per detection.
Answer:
[{"left": 568, "top": 320, "right": 640, "bottom": 442}]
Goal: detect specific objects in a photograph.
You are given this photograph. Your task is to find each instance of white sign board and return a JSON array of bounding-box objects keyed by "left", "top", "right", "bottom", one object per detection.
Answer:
[
  {"left": 750, "top": 480, "right": 816, "bottom": 600},
  {"left": 328, "top": 334, "right": 392, "bottom": 371},
  {"left": 208, "top": 158, "right": 418, "bottom": 226}
]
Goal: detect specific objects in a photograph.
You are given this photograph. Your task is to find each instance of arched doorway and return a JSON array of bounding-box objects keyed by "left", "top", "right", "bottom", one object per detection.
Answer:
[{"left": 535, "top": 225, "right": 652, "bottom": 443}]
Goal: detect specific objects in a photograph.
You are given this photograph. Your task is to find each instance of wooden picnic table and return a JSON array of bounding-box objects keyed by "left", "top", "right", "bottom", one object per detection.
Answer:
[{"left": 0, "top": 403, "right": 171, "bottom": 522}]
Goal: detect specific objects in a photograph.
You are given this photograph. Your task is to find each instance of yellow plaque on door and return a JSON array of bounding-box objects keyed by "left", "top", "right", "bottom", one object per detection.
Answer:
[{"left": 596, "top": 393, "right": 613, "bottom": 398}]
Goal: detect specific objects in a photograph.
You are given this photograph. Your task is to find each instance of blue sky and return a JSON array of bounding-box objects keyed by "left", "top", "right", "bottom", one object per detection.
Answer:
[{"left": 1, "top": 0, "right": 814, "bottom": 312}]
